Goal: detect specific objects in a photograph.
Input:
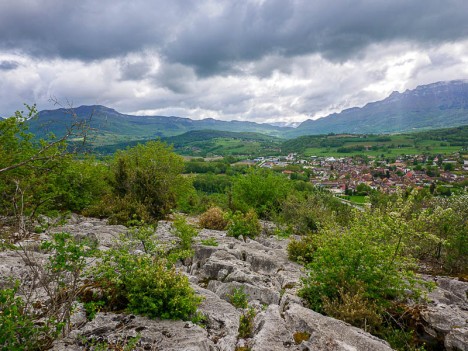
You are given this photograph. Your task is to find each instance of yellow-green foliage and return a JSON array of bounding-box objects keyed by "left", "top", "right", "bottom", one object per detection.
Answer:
[
  {"left": 287, "top": 235, "right": 317, "bottom": 265},
  {"left": 293, "top": 331, "right": 311, "bottom": 344},
  {"left": 227, "top": 209, "right": 261, "bottom": 239},
  {"left": 232, "top": 168, "right": 291, "bottom": 218},
  {"left": 322, "top": 286, "right": 383, "bottom": 332},
  {"left": 91, "top": 226, "right": 202, "bottom": 320},
  {"left": 102, "top": 141, "right": 194, "bottom": 223},
  {"left": 238, "top": 306, "right": 256, "bottom": 339},
  {"left": 299, "top": 209, "right": 426, "bottom": 314},
  {"left": 199, "top": 207, "right": 228, "bottom": 230}
]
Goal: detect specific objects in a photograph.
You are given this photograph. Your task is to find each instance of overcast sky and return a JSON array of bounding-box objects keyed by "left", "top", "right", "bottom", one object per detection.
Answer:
[{"left": 1, "top": 0, "right": 468, "bottom": 123}]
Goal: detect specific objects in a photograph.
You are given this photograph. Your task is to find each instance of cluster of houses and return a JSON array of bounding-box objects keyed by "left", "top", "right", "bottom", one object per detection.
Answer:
[{"left": 248, "top": 153, "right": 468, "bottom": 194}]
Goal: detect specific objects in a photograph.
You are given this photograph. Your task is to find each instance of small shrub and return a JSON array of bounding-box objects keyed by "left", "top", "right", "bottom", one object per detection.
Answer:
[
  {"left": 0, "top": 283, "right": 61, "bottom": 350},
  {"left": 287, "top": 235, "right": 317, "bottom": 265},
  {"left": 172, "top": 215, "right": 198, "bottom": 251},
  {"left": 83, "top": 300, "right": 106, "bottom": 321},
  {"left": 238, "top": 306, "right": 256, "bottom": 339},
  {"left": 228, "top": 287, "right": 249, "bottom": 309},
  {"left": 85, "top": 194, "right": 152, "bottom": 225},
  {"left": 227, "top": 209, "right": 261, "bottom": 239},
  {"left": 91, "top": 227, "right": 202, "bottom": 321},
  {"left": 199, "top": 207, "right": 228, "bottom": 230},
  {"left": 273, "top": 226, "right": 293, "bottom": 239},
  {"left": 0, "top": 284, "right": 48, "bottom": 350},
  {"left": 126, "top": 260, "right": 201, "bottom": 319},
  {"left": 322, "top": 286, "right": 383, "bottom": 332},
  {"left": 200, "top": 237, "right": 219, "bottom": 246}
]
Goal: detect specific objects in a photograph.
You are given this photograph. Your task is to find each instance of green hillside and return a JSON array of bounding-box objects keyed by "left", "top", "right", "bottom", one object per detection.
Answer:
[
  {"left": 281, "top": 125, "right": 468, "bottom": 157},
  {"left": 93, "top": 129, "right": 283, "bottom": 157},
  {"left": 28, "top": 105, "right": 289, "bottom": 148}
]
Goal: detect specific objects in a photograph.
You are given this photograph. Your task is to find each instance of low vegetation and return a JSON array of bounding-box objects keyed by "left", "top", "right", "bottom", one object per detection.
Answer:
[
  {"left": 1, "top": 105, "right": 467, "bottom": 350},
  {"left": 198, "top": 206, "right": 228, "bottom": 230},
  {"left": 226, "top": 209, "right": 261, "bottom": 239}
]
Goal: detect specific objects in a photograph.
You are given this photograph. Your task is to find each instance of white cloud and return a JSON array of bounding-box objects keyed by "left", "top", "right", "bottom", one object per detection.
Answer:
[{"left": 1, "top": 39, "right": 468, "bottom": 123}]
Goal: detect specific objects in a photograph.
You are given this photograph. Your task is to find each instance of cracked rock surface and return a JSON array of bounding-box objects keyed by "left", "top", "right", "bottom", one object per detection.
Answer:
[
  {"left": 2, "top": 216, "right": 465, "bottom": 350},
  {"left": 419, "top": 276, "right": 468, "bottom": 351}
]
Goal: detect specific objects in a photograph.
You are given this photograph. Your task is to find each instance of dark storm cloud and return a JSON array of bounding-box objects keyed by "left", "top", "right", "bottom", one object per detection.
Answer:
[
  {"left": 0, "top": 0, "right": 194, "bottom": 60},
  {"left": 1, "top": 0, "right": 468, "bottom": 76},
  {"left": 152, "top": 62, "right": 197, "bottom": 94},
  {"left": 165, "top": 0, "right": 468, "bottom": 76},
  {"left": 119, "top": 59, "right": 153, "bottom": 81},
  {"left": 0, "top": 60, "right": 19, "bottom": 70}
]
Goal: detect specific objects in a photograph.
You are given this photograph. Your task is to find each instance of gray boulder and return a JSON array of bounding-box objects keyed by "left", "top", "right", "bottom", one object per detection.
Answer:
[{"left": 420, "top": 276, "right": 468, "bottom": 351}]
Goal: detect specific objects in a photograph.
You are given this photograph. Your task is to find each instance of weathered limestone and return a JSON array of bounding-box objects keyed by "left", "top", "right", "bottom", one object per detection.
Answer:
[
  {"left": 3, "top": 215, "right": 466, "bottom": 350},
  {"left": 284, "top": 303, "right": 394, "bottom": 351},
  {"left": 52, "top": 312, "right": 217, "bottom": 351},
  {"left": 419, "top": 276, "right": 468, "bottom": 351}
]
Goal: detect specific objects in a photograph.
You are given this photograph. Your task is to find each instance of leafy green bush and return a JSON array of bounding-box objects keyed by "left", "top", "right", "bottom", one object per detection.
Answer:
[
  {"left": 228, "top": 287, "right": 249, "bottom": 309},
  {"left": 198, "top": 207, "right": 228, "bottom": 230},
  {"left": 102, "top": 141, "right": 193, "bottom": 223},
  {"left": 227, "top": 209, "right": 261, "bottom": 239},
  {"left": 238, "top": 306, "right": 256, "bottom": 339},
  {"left": 171, "top": 215, "right": 198, "bottom": 251},
  {"left": 299, "top": 211, "right": 425, "bottom": 314},
  {"left": 287, "top": 235, "right": 317, "bottom": 265},
  {"left": 0, "top": 283, "right": 59, "bottom": 350},
  {"left": 127, "top": 259, "right": 200, "bottom": 319},
  {"left": 232, "top": 168, "right": 291, "bottom": 218},
  {"left": 91, "top": 226, "right": 202, "bottom": 320}
]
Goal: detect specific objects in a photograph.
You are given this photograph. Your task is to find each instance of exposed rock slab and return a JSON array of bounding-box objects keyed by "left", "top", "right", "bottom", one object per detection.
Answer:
[
  {"left": 420, "top": 276, "right": 468, "bottom": 351},
  {"left": 52, "top": 312, "right": 216, "bottom": 351},
  {"left": 194, "top": 285, "right": 240, "bottom": 351},
  {"left": 11, "top": 216, "right": 468, "bottom": 350},
  {"left": 284, "top": 303, "right": 394, "bottom": 351},
  {"left": 49, "top": 215, "right": 127, "bottom": 249}
]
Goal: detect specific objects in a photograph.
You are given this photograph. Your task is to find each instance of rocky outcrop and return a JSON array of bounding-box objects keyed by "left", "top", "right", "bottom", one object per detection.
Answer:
[
  {"left": 49, "top": 214, "right": 127, "bottom": 249},
  {"left": 2, "top": 215, "right": 465, "bottom": 350},
  {"left": 419, "top": 276, "right": 468, "bottom": 351},
  {"left": 53, "top": 312, "right": 217, "bottom": 351}
]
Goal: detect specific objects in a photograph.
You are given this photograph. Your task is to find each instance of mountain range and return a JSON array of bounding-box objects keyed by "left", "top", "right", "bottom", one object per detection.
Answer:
[
  {"left": 29, "top": 105, "right": 288, "bottom": 146},
  {"left": 25, "top": 80, "right": 468, "bottom": 147},
  {"left": 289, "top": 80, "right": 468, "bottom": 137}
]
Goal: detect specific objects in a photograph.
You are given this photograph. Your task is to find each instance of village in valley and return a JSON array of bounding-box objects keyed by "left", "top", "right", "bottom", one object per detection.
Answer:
[{"left": 245, "top": 152, "right": 468, "bottom": 197}]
